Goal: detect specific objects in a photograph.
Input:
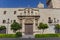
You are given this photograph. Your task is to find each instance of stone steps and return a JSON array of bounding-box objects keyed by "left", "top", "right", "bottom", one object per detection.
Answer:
[{"left": 22, "top": 35, "right": 34, "bottom": 38}]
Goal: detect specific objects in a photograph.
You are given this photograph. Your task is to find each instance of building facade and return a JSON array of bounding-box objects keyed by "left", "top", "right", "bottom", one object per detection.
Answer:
[
  {"left": 0, "top": 0, "right": 60, "bottom": 36},
  {"left": 46, "top": 0, "right": 60, "bottom": 8}
]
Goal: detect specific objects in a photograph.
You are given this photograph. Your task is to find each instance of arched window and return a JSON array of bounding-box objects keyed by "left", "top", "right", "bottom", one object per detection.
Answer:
[
  {"left": 48, "top": 17, "right": 52, "bottom": 23},
  {"left": 48, "top": 17, "right": 51, "bottom": 19}
]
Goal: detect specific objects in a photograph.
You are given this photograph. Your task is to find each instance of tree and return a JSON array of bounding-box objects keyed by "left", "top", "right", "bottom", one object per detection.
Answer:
[
  {"left": 55, "top": 24, "right": 60, "bottom": 33},
  {"left": 0, "top": 26, "right": 6, "bottom": 34},
  {"left": 11, "top": 21, "right": 22, "bottom": 32},
  {"left": 0, "top": 26, "right": 6, "bottom": 30},
  {"left": 38, "top": 23, "right": 48, "bottom": 34}
]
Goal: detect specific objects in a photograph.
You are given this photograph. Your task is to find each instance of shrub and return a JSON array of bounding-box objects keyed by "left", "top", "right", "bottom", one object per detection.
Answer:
[
  {"left": 35, "top": 34, "right": 59, "bottom": 38},
  {"left": 0, "top": 34, "right": 16, "bottom": 38},
  {"left": 0, "top": 26, "right": 6, "bottom": 30},
  {"left": 16, "top": 32, "right": 22, "bottom": 37},
  {"left": 55, "top": 24, "right": 60, "bottom": 29},
  {"left": 55, "top": 24, "right": 60, "bottom": 33}
]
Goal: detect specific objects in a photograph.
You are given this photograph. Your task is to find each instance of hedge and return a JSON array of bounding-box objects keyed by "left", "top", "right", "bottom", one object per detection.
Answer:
[
  {"left": 35, "top": 34, "right": 60, "bottom": 38},
  {"left": 16, "top": 32, "right": 22, "bottom": 37},
  {"left": 0, "top": 34, "right": 16, "bottom": 38}
]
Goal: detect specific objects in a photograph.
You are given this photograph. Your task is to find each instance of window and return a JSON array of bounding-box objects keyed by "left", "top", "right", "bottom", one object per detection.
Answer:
[
  {"left": 48, "top": 17, "right": 52, "bottom": 23},
  {"left": 20, "top": 19, "right": 22, "bottom": 20},
  {"left": 48, "top": 17, "right": 51, "bottom": 19},
  {"left": 28, "top": 9, "right": 30, "bottom": 13},
  {"left": 6, "top": 18, "right": 10, "bottom": 23},
  {"left": 36, "top": 23, "right": 38, "bottom": 26},
  {"left": 4, "top": 11, "right": 6, "bottom": 14},
  {"left": 11, "top": 20, "right": 12, "bottom": 23},
  {"left": 14, "top": 20, "right": 16, "bottom": 22},
  {"left": 31, "top": 11, "right": 33, "bottom": 13},
  {"left": 57, "top": 19, "right": 59, "bottom": 23},
  {"left": 31, "top": 9, "right": 33, "bottom": 13},
  {"left": 3, "top": 20, "right": 6, "bottom": 23},
  {"left": 24, "top": 9, "right": 26, "bottom": 13},
  {"left": 54, "top": 18, "right": 56, "bottom": 23},
  {"left": 20, "top": 19, "right": 22, "bottom": 23},
  {"left": 24, "top": 11, "right": 26, "bottom": 13},
  {"left": 35, "top": 19, "right": 38, "bottom": 23},
  {"left": 28, "top": 10, "right": 30, "bottom": 13},
  {"left": 14, "top": 11, "right": 16, "bottom": 14}
]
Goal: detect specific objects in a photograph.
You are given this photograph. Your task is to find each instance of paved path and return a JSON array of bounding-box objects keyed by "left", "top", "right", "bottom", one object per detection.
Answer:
[
  {"left": 22, "top": 35, "right": 34, "bottom": 38},
  {"left": 0, "top": 38, "right": 60, "bottom": 40}
]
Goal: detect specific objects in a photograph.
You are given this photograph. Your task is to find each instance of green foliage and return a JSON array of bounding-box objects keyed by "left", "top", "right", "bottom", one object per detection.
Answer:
[
  {"left": 0, "top": 33, "right": 23, "bottom": 38},
  {"left": 38, "top": 23, "right": 48, "bottom": 30},
  {"left": 35, "top": 34, "right": 59, "bottom": 38},
  {"left": 38, "top": 23, "right": 44, "bottom": 29},
  {"left": 0, "top": 26, "right": 6, "bottom": 30},
  {"left": 16, "top": 32, "right": 22, "bottom": 37},
  {"left": 55, "top": 24, "right": 60, "bottom": 29},
  {"left": 0, "top": 34, "right": 16, "bottom": 38},
  {"left": 38, "top": 23, "right": 48, "bottom": 33},
  {"left": 11, "top": 21, "right": 22, "bottom": 32},
  {"left": 44, "top": 24, "right": 48, "bottom": 29}
]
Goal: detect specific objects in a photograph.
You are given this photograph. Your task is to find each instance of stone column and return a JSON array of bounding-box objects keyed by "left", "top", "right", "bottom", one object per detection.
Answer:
[
  {"left": 38, "top": 19, "right": 39, "bottom": 26},
  {"left": 22, "top": 19, "right": 25, "bottom": 35},
  {"left": 33, "top": 18, "right": 36, "bottom": 33}
]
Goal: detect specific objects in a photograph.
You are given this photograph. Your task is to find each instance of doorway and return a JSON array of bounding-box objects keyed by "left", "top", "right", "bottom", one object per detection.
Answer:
[{"left": 25, "top": 24, "right": 33, "bottom": 35}]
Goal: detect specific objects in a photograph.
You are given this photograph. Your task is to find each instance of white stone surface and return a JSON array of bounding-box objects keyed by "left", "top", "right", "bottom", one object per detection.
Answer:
[{"left": 0, "top": 8, "right": 60, "bottom": 35}]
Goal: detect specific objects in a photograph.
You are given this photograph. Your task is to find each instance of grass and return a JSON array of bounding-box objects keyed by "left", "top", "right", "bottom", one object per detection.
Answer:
[{"left": 35, "top": 34, "right": 60, "bottom": 38}]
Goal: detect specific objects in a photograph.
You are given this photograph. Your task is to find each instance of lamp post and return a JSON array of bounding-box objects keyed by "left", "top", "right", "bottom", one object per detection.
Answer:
[{"left": 6, "top": 18, "right": 10, "bottom": 34}]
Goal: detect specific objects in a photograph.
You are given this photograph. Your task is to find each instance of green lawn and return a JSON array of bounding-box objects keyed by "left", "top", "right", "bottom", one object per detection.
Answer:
[{"left": 35, "top": 34, "right": 60, "bottom": 38}]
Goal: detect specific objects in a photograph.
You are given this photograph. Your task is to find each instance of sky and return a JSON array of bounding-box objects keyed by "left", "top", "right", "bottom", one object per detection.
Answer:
[{"left": 0, "top": 0, "right": 47, "bottom": 8}]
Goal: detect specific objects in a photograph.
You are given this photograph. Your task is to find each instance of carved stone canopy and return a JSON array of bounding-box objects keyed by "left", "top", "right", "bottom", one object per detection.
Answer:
[
  {"left": 25, "top": 18, "right": 33, "bottom": 24},
  {"left": 17, "top": 15, "right": 40, "bottom": 19},
  {"left": 17, "top": 15, "right": 40, "bottom": 24}
]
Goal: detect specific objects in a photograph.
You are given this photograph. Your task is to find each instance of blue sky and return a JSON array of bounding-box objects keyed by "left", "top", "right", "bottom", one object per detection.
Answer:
[{"left": 0, "top": 0, "right": 47, "bottom": 8}]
